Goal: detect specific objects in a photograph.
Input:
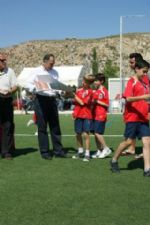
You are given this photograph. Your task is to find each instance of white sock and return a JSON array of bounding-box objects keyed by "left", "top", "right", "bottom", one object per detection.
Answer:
[
  {"left": 112, "top": 158, "right": 117, "bottom": 163},
  {"left": 85, "top": 150, "right": 90, "bottom": 156},
  {"left": 78, "top": 147, "right": 84, "bottom": 153},
  {"left": 144, "top": 168, "right": 150, "bottom": 172}
]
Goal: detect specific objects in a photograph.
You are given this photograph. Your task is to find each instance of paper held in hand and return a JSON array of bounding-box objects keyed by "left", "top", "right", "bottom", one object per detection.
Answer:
[{"left": 35, "top": 75, "right": 73, "bottom": 92}]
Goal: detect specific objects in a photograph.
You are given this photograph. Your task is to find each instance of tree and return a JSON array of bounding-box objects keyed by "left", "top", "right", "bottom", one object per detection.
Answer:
[
  {"left": 103, "top": 60, "right": 119, "bottom": 88},
  {"left": 92, "top": 48, "right": 99, "bottom": 75},
  {"left": 103, "top": 60, "right": 119, "bottom": 78}
]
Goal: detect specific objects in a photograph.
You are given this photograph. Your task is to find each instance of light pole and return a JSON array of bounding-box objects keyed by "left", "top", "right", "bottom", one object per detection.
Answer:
[{"left": 119, "top": 14, "right": 145, "bottom": 99}]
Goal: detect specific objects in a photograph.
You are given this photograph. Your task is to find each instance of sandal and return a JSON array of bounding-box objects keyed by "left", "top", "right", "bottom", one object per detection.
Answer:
[{"left": 121, "top": 149, "right": 135, "bottom": 156}]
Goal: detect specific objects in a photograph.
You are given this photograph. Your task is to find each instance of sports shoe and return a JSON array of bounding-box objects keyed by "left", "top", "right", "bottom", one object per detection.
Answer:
[
  {"left": 110, "top": 160, "right": 120, "bottom": 173},
  {"left": 2, "top": 153, "right": 13, "bottom": 160},
  {"left": 92, "top": 150, "right": 102, "bottom": 158},
  {"left": 98, "top": 147, "right": 112, "bottom": 159},
  {"left": 83, "top": 155, "right": 90, "bottom": 162},
  {"left": 143, "top": 169, "right": 150, "bottom": 177},
  {"left": 72, "top": 152, "right": 84, "bottom": 159},
  {"left": 34, "top": 131, "right": 38, "bottom": 136}
]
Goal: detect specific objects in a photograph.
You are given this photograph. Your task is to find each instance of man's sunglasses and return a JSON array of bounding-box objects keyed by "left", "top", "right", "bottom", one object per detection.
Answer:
[{"left": 0, "top": 59, "right": 7, "bottom": 62}]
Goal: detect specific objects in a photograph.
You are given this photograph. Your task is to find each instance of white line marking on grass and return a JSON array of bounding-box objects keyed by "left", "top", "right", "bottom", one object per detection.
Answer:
[{"left": 15, "top": 134, "right": 123, "bottom": 137}]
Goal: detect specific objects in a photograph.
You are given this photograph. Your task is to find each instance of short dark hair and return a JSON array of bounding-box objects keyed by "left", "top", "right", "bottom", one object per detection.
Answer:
[
  {"left": 135, "top": 60, "right": 149, "bottom": 69},
  {"left": 95, "top": 73, "right": 106, "bottom": 83},
  {"left": 142, "top": 60, "right": 150, "bottom": 69},
  {"left": 129, "top": 53, "right": 143, "bottom": 62},
  {"left": 43, "top": 54, "right": 55, "bottom": 62},
  {"left": 83, "top": 74, "right": 95, "bottom": 84}
]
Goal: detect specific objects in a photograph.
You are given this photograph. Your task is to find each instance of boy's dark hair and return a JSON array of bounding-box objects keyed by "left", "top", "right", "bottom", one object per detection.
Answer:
[
  {"left": 129, "top": 53, "right": 143, "bottom": 62},
  {"left": 135, "top": 60, "right": 150, "bottom": 69},
  {"left": 95, "top": 73, "right": 106, "bottom": 83},
  {"left": 83, "top": 74, "right": 95, "bottom": 84},
  {"left": 43, "top": 54, "right": 55, "bottom": 62},
  {"left": 142, "top": 60, "right": 150, "bottom": 69}
]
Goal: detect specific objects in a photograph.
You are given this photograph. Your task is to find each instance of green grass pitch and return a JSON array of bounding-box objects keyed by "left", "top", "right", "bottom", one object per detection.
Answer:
[{"left": 0, "top": 114, "right": 149, "bottom": 225}]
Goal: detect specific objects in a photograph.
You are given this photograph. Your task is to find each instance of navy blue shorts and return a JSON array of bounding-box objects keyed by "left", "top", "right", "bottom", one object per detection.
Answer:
[
  {"left": 74, "top": 118, "right": 92, "bottom": 134},
  {"left": 124, "top": 122, "right": 150, "bottom": 139},
  {"left": 91, "top": 120, "right": 106, "bottom": 134}
]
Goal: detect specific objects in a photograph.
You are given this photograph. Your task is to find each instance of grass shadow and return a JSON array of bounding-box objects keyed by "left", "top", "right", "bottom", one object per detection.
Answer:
[
  {"left": 120, "top": 158, "right": 144, "bottom": 171},
  {"left": 127, "top": 158, "right": 144, "bottom": 170},
  {"left": 13, "top": 148, "right": 38, "bottom": 157},
  {"left": 62, "top": 147, "right": 81, "bottom": 158},
  {"left": 122, "top": 147, "right": 143, "bottom": 170},
  {"left": 63, "top": 147, "right": 77, "bottom": 154}
]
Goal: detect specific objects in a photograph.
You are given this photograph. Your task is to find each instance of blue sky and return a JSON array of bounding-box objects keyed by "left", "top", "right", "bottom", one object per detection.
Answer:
[{"left": 0, "top": 0, "right": 150, "bottom": 48}]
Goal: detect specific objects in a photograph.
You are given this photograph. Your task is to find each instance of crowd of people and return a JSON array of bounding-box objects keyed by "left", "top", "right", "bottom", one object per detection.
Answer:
[
  {"left": 21, "top": 88, "right": 74, "bottom": 113},
  {"left": 0, "top": 52, "right": 150, "bottom": 177}
]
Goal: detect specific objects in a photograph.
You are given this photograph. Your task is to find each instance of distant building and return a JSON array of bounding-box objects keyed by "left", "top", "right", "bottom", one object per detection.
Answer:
[{"left": 108, "top": 77, "right": 129, "bottom": 100}]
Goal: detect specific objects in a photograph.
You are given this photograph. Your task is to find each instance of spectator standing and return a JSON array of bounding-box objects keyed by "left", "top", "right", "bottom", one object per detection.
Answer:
[
  {"left": 0, "top": 53, "right": 17, "bottom": 159},
  {"left": 25, "top": 54, "right": 65, "bottom": 159}
]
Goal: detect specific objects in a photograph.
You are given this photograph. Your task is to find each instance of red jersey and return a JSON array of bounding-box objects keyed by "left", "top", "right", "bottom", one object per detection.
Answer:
[
  {"left": 142, "top": 74, "right": 150, "bottom": 108},
  {"left": 72, "top": 87, "right": 93, "bottom": 119},
  {"left": 142, "top": 74, "right": 150, "bottom": 86},
  {"left": 123, "top": 77, "right": 149, "bottom": 123},
  {"left": 92, "top": 86, "right": 109, "bottom": 121}
]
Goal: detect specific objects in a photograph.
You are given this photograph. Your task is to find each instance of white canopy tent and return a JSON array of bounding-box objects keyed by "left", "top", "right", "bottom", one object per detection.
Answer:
[
  {"left": 55, "top": 65, "right": 83, "bottom": 86},
  {"left": 17, "top": 65, "right": 84, "bottom": 88},
  {"left": 17, "top": 67, "right": 35, "bottom": 88}
]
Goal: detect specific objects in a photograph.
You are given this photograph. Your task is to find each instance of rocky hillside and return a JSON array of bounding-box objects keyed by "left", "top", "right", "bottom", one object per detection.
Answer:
[{"left": 1, "top": 33, "right": 150, "bottom": 76}]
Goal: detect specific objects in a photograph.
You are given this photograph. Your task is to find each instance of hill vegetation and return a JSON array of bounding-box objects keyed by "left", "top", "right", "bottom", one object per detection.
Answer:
[{"left": 1, "top": 33, "right": 150, "bottom": 76}]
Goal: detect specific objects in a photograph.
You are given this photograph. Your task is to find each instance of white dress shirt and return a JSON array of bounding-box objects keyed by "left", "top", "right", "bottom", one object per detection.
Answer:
[
  {"left": 0, "top": 68, "right": 17, "bottom": 91},
  {"left": 0, "top": 68, "right": 17, "bottom": 98},
  {"left": 25, "top": 65, "right": 59, "bottom": 97}
]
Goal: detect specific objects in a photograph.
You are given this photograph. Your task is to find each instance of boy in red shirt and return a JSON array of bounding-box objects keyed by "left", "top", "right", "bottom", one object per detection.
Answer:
[
  {"left": 91, "top": 73, "right": 111, "bottom": 159},
  {"left": 110, "top": 60, "right": 150, "bottom": 177},
  {"left": 72, "top": 74, "right": 95, "bottom": 162}
]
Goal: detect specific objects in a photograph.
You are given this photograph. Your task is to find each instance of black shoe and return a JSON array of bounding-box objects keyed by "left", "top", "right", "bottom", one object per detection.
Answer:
[
  {"left": 110, "top": 160, "right": 120, "bottom": 173},
  {"left": 2, "top": 153, "right": 13, "bottom": 160},
  {"left": 42, "top": 154, "right": 52, "bottom": 160},
  {"left": 143, "top": 169, "right": 150, "bottom": 177},
  {"left": 54, "top": 151, "right": 66, "bottom": 158}
]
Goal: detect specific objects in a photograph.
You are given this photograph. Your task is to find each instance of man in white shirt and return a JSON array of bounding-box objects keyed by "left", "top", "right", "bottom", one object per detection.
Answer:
[
  {"left": 25, "top": 54, "right": 65, "bottom": 159},
  {"left": 0, "top": 53, "right": 17, "bottom": 159}
]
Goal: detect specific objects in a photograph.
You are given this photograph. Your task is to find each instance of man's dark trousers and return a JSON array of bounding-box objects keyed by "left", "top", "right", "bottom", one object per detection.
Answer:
[{"left": 34, "top": 94, "right": 63, "bottom": 157}]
